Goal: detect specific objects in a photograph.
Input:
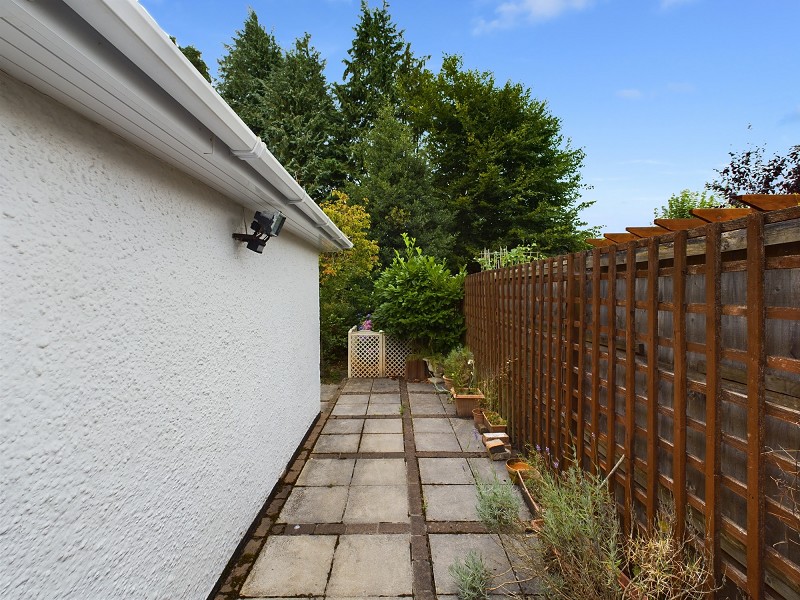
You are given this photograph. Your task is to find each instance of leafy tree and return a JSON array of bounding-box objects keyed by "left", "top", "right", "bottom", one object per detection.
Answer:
[
  {"left": 406, "top": 55, "right": 593, "bottom": 264},
  {"left": 319, "top": 191, "right": 379, "bottom": 369},
  {"left": 170, "top": 36, "right": 211, "bottom": 83},
  {"left": 216, "top": 10, "right": 283, "bottom": 139},
  {"left": 372, "top": 234, "right": 466, "bottom": 355},
  {"left": 654, "top": 189, "right": 718, "bottom": 220},
  {"left": 335, "top": 0, "right": 423, "bottom": 171},
  {"left": 346, "top": 105, "right": 454, "bottom": 266},
  {"left": 707, "top": 144, "right": 799, "bottom": 203},
  {"left": 258, "top": 34, "right": 346, "bottom": 199}
]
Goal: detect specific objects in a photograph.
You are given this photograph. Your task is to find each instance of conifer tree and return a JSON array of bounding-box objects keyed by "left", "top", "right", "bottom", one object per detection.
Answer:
[
  {"left": 170, "top": 36, "right": 211, "bottom": 83},
  {"left": 258, "top": 35, "right": 346, "bottom": 199},
  {"left": 216, "top": 10, "right": 282, "bottom": 139},
  {"left": 335, "top": 0, "right": 422, "bottom": 173},
  {"left": 347, "top": 105, "right": 454, "bottom": 266}
]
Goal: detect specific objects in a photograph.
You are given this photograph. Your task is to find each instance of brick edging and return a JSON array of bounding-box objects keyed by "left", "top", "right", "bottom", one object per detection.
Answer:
[{"left": 207, "top": 382, "right": 341, "bottom": 600}]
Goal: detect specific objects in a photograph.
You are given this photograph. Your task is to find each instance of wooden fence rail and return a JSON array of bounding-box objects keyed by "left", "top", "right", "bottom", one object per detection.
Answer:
[{"left": 464, "top": 207, "right": 800, "bottom": 599}]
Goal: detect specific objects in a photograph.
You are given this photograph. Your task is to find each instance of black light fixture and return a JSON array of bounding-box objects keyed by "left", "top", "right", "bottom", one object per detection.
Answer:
[{"left": 232, "top": 210, "right": 286, "bottom": 253}]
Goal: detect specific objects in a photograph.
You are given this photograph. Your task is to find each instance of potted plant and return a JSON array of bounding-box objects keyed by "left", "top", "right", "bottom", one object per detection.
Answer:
[
  {"left": 442, "top": 346, "right": 484, "bottom": 417},
  {"left": 482, "top": 409, "right": 507, "bottom": 433}
]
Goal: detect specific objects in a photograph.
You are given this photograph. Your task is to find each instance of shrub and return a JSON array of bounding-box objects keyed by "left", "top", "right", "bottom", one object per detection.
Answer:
[
  {"left": 625, "top": 500, "right": 714, "bottom": 599},
  {"left": 319, "top": 191, "right": 379, "bottom": 371},
  {"left": 441, "top": 346, "right": 474, "bottom": 390},
  {"left": 506, "top": 451, "right": 624, "bottom": 599},
  {"left": 448, "top": 550, "right": 490, "bottom": 600},
  {"left": 372, "top": 234, "right": 466, "bottom": 355},
  {"left": 476, "top": 477, "right": 522, "bottom": 532}
]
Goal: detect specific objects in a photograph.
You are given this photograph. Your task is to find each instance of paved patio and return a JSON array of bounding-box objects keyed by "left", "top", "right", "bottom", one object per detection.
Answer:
[{"left": 212, "top": 378, "right": 538, "bottom": 599}]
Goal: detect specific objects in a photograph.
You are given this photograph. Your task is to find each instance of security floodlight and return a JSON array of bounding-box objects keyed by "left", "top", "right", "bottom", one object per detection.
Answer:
[{"left": 233, "top": 210, "right": 286, "bottom": 253}]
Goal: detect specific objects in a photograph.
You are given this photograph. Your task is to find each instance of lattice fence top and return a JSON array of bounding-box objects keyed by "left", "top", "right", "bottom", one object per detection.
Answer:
[
  {"left": 385, "top": 336, "right": 413, "bottom": 377},
  {"left": 348, "top": 329, "right": 382, "bottom": 378},
  {"left": 347, "top": 327, "right": 413, "bottom": 378}
]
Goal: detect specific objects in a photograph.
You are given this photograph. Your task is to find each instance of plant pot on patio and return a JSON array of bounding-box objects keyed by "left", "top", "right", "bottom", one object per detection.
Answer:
[
  {"left": 472, "top": 407, "right": 487, "bottom": 431},
  {"left": 451, "top": 388, "right": 484, "bottom": 417},
  {"left": 405, "top": 356, "right": 427, "bottom": 381},
  {"left": 481, "top": 409, "right": 507, "bottom": 433}
]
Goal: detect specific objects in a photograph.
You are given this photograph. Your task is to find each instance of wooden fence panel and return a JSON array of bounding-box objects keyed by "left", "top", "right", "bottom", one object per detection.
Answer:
[{"left": 465, "top": 207, "right": 800, "bottom": 600}]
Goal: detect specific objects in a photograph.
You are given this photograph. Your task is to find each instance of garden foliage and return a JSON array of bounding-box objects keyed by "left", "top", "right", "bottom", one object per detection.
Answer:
[
  {"left": 372, "top": 235, "right": 465, "bottom": 355},
  {"left": 319, "top": 191, "right": 379, "bottom": 368}
]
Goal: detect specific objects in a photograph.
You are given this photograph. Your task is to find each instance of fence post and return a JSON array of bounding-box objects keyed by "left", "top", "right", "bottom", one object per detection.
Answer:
[{"left": 745, "top": 213, "right": 766, "bottom": 599}]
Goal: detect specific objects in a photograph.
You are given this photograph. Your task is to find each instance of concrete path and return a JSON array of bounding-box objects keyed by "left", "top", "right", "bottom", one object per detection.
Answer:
[{"left": 213, "top": 378, "right": 537, "bottom": 599}]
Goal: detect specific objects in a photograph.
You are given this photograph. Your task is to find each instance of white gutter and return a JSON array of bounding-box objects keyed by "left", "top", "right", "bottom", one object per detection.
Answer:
[{"left": 2, "top": 0, "right": 351, "bottom": 250}]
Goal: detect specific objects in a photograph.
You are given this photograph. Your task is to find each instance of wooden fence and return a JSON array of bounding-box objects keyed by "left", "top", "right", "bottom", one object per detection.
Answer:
[{"left": 464, "top": 207, "right": 799, "bottom": 599}]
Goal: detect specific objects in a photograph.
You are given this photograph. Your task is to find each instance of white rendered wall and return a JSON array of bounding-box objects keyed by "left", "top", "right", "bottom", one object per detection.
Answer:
[{"left": 0, "top": 73, "right": 322, "bottom": 600}]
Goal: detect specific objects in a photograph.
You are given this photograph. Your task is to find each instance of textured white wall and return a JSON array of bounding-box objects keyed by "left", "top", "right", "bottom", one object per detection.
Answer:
[{"left": 1, "top": 73, "right": 321, "bottom": 600}]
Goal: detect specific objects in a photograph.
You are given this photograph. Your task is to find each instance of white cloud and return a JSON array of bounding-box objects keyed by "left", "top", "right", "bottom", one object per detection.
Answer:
[
  {"left": 474, "top": 0, "right": 594, "bottom": 34},
  {"left": 616, "top": 88, "right": 643, "bottom": 100}
]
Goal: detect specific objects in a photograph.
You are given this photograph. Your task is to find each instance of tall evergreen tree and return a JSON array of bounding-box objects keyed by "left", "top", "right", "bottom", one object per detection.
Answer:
[
  {"left": 407, "top": 55, "right": 594, "bottom": 263},
  {"left": 335, "top": 0, "right": 422, "bottom": 174},
  {"left": 216, "top": 10, "right": 282, "bottom": 139},
  {"left": 346, "top": 105, "right": 454, "bottom": 266},
  {"left": 170, "top": 36, "right": 211, "bottom": 83},
  {"left": 258, "top": 35, "right": 346, "bottom": 199}
]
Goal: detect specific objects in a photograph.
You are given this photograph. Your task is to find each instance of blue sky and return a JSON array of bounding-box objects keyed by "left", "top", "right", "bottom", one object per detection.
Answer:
[{"left": 140, "top": 0, "right": 799, "bottom": 234}]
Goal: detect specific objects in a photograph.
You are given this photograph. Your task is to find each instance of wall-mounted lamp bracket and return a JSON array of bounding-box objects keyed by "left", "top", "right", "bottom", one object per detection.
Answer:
[{"left": 233, "top": 211, "right": 286, "bottom": 254}]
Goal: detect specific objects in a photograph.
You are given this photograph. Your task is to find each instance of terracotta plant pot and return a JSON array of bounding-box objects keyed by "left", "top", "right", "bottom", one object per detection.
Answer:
[
  {"left": 451, "top": 388, "right": 484, "bottom": 417},
  {"left": 442, "top": 375, "right": 454, "bottom": 390},
  {"left": 513, "top": 469, "right": 541, "bottom": 515},
  {"left": 405, "top": 357, "right": 427, "bottom": 381},
  {"left": 482, "top": 409, "right": 507, "bottom": 433},
  {"left": 472, "top": 408, "right": 487, "bottom": 432},
  {"left": 505, "top": 458, "right": 533, "bottom": 479}
]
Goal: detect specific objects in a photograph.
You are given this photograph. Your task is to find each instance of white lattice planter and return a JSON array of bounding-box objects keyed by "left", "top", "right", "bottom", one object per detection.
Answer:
[{"left": 347, "top": 327, "right": 413, "bottom": 378}]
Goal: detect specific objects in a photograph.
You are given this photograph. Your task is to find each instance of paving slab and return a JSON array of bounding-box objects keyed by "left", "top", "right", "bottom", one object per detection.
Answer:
[
  {"left": 278, "top": 486, "right": 348, "bottom": 523},
  {"left": 362, "top": 419, "right": 402, "bottom": 434},
  {"left": 442, "top": 401, "right": 458, "bottom": 416},
  {"left": 342, "top": 379, "right": 372, "bottom": 393},
  {"left": 331, "top": 403, "right": 368, "bottom": 416},
  {"left": 371, "top": 379, "right": 400, "bottom": 392},
  {"left": 351, "top": 458, "right": 407, "bottom": 485},
  {"left": 296, "top": 458, "right": 355, "bottom": 487},
  {"left": 240, "top": 535, "right": 336, "bottom": 597},
  {"left": 429, "top": 533, "right": 520, "bottom": 596},
  {"left": 313, "top": 433, "right": 360, "bottom": 453},
  {"left": 410, "top": 400, "right": 447, "bottom": 416},
  {"left": 500, "top": 534, "right": 545, "bottom": 597},
  {"left": 320, "top": 384, "right": 340, "bottom": 403},
  {"left": 366, "top": 403, "right": 401, "bottom": 416},
  {"left": 414, "top": 431, "right": 462, "bottom": 452},
  {"left": 412, "top": 417, "right": 453, "bottom": 433},
  {"left": 423, "top": 484, "right": 480, "bottom": 521},
  {"left": 407, "top": 382, "right": 436, "bottom": 393},
  {"left": 336, "top": 394, "right": 370, "bottom": 404},
  {"left": 450, "top": 418, "right": 485, "bottom": 451},
  {"left": 343, "top": 485, "right": 409, "bottom": 523},
  {"left": 326, "top": 534, "right": 412, "bottom": 596},
  {"left": 368, "top": 392, "right": 401, "bottom": 404},
  {"left": 322, "top": 419, "right": 364, "bottom": 435},
  {"left": 409, "top": 392, "right": 442, "bottom": 402},
  {"left": 359, "top": 433, "right": 404, "bottom": 453},
  {"left": 468, "top": 457, "right": 511, "bottom": 484},
  {"left": 419, "top": 458, "right": 474, "bottom": 484}
]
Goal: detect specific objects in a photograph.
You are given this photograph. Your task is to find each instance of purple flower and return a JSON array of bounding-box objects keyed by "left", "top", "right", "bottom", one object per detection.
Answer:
[
  {"left": 553, "top": 460, "right": 560, "bottom": 469},
  {"left": 535, "top": 444, "right": 541, "bottom": 452}
]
